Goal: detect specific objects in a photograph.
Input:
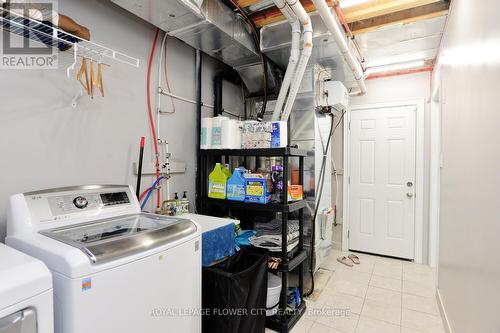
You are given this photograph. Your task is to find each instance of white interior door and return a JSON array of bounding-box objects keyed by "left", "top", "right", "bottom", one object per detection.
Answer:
[{"left": 349, "top": 105, "right": 416, "bottom": 259}]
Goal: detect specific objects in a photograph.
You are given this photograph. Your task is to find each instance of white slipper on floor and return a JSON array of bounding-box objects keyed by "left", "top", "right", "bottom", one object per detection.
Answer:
[
  {"left": 348, "top": 254, "right": 360, "bottom": 264},
  {"left": 337, "top": 256, "right": 354, "bottom": 267}
]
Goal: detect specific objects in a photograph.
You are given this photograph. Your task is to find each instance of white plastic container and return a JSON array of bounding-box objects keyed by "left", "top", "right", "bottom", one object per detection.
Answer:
[
  {"left": 266, "top": 273, "right": 282, "bottom": 316},
  {"left": 201, "top": 117, "right": 213, "bottom": 149},
  {"left": 211, "top": 116, "right": 228, "bottom": 149}
]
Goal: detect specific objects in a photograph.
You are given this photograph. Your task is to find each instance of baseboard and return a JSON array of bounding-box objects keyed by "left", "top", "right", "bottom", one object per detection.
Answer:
[{"left": 436, "top": 288, "right": 453, "bottom": 333}]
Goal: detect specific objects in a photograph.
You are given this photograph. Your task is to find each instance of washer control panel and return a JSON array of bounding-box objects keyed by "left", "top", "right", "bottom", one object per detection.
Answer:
[{"left": 23, "top": 185, "right": 137, "bottom": 225}]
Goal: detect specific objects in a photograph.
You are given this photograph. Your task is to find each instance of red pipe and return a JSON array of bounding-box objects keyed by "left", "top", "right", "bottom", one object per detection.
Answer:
[
  {"left": 147, "top": 28, "right": 161, "bottom": 208},
  {"left": 333, "top": 4, "right": 365, "bottom": 69},
  {"left": 367, "top": 67, "right": 433, "bottom": 80},
  {"left": 139, "top": 187, "right": 152, "bottom": 201}
]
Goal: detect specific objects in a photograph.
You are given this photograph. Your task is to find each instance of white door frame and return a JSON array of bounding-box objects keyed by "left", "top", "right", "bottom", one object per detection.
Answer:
[{"left": 343, "top": 99, "right": 425, "bottom": 263}]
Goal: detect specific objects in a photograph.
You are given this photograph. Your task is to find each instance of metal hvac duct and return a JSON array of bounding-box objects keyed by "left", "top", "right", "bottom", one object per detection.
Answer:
[{"left": 110, "top": 0, "right": 277, "bottom": 94}]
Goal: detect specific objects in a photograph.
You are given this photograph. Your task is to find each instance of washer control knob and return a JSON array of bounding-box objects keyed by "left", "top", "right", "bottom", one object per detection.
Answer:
[{"left": 73, "top": 196, "right": 88, "bottom": 209}]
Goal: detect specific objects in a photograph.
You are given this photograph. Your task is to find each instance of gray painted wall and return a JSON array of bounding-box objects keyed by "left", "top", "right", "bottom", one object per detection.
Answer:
[
  {"left": 435, "top": 0, "right": 500, "bottom": 331},
  {"left": 345, "top": 72, "right": 432, "bottom": 263},
  {"left": 0, "top": 0, "right": 243, "bottom": 241}
]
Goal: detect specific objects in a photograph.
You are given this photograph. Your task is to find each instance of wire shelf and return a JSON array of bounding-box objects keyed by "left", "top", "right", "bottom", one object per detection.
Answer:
[{"left": 0, "top": 6, "right": 140, "bottom": 67}]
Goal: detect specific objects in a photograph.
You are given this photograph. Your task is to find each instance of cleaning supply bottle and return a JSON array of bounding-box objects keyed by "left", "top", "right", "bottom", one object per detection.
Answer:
[
  {"left": 208, "top": 163, "right": 228, "bottom": 199},
  {"left": 179, "top": 191, "right": 190, "bottom": 213},
  {"left": 227, "top": 168, "right": 246, "bottom": 201},
  {"left": 271, "top": 165, "right": 284, "bottom": 203},
  {"left": 223, "top": 164, "right": 232, "bottom": 178}
]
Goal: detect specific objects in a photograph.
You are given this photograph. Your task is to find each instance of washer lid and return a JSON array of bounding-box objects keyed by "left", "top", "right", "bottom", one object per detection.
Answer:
[
  {"left": 0, "top": 243, "right": 52, "bottom": 311},
  {"left": 39, "top": 213, "right": 198, "bottom": 264}
]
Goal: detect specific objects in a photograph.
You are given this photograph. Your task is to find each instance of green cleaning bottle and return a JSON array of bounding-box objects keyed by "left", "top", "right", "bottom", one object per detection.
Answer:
[
  {"left": 223, "top": 164, "right": 232, "bottom": 178},
  {"left": 208, "top": 163, "right": 228, "bottom": 199}
]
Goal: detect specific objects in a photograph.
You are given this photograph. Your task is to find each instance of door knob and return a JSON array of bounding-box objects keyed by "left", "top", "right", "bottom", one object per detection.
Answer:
[{"left": 406, "top": 192, "right": 414, "bottom": 198}]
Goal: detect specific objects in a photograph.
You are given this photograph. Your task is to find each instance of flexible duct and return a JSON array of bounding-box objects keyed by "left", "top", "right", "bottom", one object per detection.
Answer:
[
  {"left": 311, "top": 0, "right": 367, "bottom": 95},
  {"left": 271, "top": 0, "right": 300, "bottom": 121},
  {"left": 279, "top": 0, "right": 313, "bottom": 122}
]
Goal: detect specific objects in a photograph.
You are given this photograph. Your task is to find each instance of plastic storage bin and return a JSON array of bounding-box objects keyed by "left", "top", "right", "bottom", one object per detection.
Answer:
[{"left": 266, "top": 273, "right": 282, "bottom": 316}]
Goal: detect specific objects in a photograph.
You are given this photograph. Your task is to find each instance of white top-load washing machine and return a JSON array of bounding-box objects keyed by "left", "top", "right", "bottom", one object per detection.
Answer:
[
  {"left": 0, "top": 243, "right": 53, "bottom": 333},
  {"left": 6, "top": 185, "right": 201, "bottom": 333}
]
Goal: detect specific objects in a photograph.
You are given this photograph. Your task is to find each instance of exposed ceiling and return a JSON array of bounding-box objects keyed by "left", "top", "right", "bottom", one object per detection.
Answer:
[{"left": 246, "top": 0, "right": 450, "bottom": 78}]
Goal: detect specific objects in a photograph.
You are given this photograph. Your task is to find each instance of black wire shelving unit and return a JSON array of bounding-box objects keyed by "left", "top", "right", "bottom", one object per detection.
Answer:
[{"left": 200, "top": 147, "right": 308, "bottom": 333}]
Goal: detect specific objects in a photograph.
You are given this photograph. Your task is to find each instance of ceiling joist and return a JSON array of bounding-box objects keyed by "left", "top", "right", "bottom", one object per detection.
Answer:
[
  {"left": 237, "top": 0, "right": 264, "bottom": 8},
  {"left": 251, "top": 0, "right": 446, "bottom": 28},
  {"left": 350, "top": 2, "right": 449, "bottom": 35},
  {"left": 341, "top": 0, "right": 442, "bottom": 23},
  {"left": 251, "top": 0, "right": 335, "bottom": 27}
]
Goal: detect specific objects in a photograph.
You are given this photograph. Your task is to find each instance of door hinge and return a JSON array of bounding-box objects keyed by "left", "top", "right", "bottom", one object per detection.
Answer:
[
  {"left": 348, "top": 121, "right": 351, "bottom": 130},
  {"left": 348, "top": 230, "right": 350, "bottom": 239},
  {"left": 348, "top": 176, "right": 350, "bottom": 184}
]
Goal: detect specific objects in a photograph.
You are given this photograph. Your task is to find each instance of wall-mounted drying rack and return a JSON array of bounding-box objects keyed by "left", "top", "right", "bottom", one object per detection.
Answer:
[
  {"left": 0, "top": 7, "right": 140, "bottom": 66},
  {"left": 0, "top": 6, "right": 140, "bottom": 106}
]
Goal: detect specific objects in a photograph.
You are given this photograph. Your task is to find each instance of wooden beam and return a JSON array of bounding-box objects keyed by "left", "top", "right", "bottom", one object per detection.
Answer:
[
  {"left": 252, "top": 0, "right": 336, "bottom": 27},
  {"left": 350, "top": 2, "right": 449, "bottom": 35},
  {"left": 237, "top": 0, "right": 262, "bottom": 8},
  {"left": 342, "top": 0, "right": 441, "bottom": 23}
]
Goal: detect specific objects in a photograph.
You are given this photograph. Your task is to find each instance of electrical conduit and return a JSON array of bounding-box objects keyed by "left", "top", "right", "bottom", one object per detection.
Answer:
[
  {"left": 311, "top": 0, "right": 366, "bottom": 95},
  {"left": 279, "top": 0, "right": 313, "bottom": 122},
  {"left": 147, "top": 27, "right": 162, "bottom": 209},
  {"left": 271, "top": 0, "right": 300, "bottom": 121}
]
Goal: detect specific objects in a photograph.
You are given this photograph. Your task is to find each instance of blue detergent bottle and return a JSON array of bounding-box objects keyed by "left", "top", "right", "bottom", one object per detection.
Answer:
[{"left": 226, "top": 167, "right": 246, "bottom": 201}]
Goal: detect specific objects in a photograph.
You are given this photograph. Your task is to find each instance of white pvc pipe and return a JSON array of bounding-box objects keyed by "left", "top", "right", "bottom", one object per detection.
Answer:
[
  {"left": 311, "top": 0, "right": 367, "bottom": 95},
  {"left": 271, "top": 7, "right": 300, "bottom": 121},
  {"left": 279, "top": 0, "right": 313, "bottom": 122},
  {"left": 157, "top": 32, "right": 170, "bottom": 200},
  {"left": 272, "top": 21, "right": 300, "bottom": 121}
]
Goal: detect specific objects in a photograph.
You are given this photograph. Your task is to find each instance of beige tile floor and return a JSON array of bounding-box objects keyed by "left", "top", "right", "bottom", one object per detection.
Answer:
[{"left": 267, "top": 250, "right": 445, "bottom": 333}]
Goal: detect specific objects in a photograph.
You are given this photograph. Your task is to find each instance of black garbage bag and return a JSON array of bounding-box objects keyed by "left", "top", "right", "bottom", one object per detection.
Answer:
[{"left": 202, "top": 249, "right": 268, "bottom": 333}]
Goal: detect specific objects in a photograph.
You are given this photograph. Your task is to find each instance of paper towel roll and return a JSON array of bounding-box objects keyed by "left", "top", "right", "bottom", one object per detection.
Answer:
[
  {"left": 201, "top": 117, "right": 213, "bottom": 149},
  {"left": 221, "top": 119, "right": 241, "bottom": 149},
  {"left": 235, "top": 121, "right": 242, "bottom": 149},
  {"left": 211, "top": 116, "right": 228, "bottom": 149}
]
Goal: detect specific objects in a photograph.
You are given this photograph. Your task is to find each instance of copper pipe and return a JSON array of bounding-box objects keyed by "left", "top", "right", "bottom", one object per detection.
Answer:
[
  {"left": 333, "top": 2, "right": 365, "bottom": 69},
  {"left": 366, "top": 67, "right": 433, "bottom": 80}
]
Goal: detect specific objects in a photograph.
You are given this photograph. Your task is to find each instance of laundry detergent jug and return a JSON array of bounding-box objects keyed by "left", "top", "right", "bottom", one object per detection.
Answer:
[
  {"left": 227, "top": 168, "right": 246, "bottom": 201},
  {"left": 208, "top": 163, "right": 228, "bottom": 199}
]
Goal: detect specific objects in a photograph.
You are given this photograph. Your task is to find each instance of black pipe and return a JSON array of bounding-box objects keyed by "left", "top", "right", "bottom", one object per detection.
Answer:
[
  {"left": 195, "top": 49, "right": 202, "bottom": 213},
  {"left": 213, "top": 71, "right": 241, "bottom": 118},
  {"left": 136, "top": 136, "right": 145, "bottom": 199},
  {"left": 214, "top": 75, "right": 223, "bottom": 117}
]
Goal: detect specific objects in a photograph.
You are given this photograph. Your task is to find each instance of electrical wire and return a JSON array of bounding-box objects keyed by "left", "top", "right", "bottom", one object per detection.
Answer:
[
  {"left": 146, "top": 28, "right": 161, "bottom": 208},
  {"left": 304, "top": 110, "right": 346, "bottom": 297}
]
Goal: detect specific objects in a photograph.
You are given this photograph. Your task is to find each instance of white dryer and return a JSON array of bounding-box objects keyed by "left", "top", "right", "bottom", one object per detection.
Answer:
[
  {"left": 6, "top": 185, "right": 201, "bottom": 333},
  {"left": 0, "top": 243, "right": 53, "bottom": 333}
]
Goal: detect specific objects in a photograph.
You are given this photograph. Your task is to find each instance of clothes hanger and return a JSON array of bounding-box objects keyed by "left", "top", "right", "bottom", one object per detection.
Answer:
[
  {"left": 76, "top": 56, "right": 90, "bottom": 95},
  {"left": 96, "top": 54, "right": 105, "bottom": 97},
  {"left": 89, "top": 57, "right": 95, "bottom": 99}
]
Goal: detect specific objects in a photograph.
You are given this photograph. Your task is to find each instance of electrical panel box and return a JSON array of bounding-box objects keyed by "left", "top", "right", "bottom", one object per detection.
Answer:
[{"left": 322, "top": 81, "right": 349, "bottom": 111}]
